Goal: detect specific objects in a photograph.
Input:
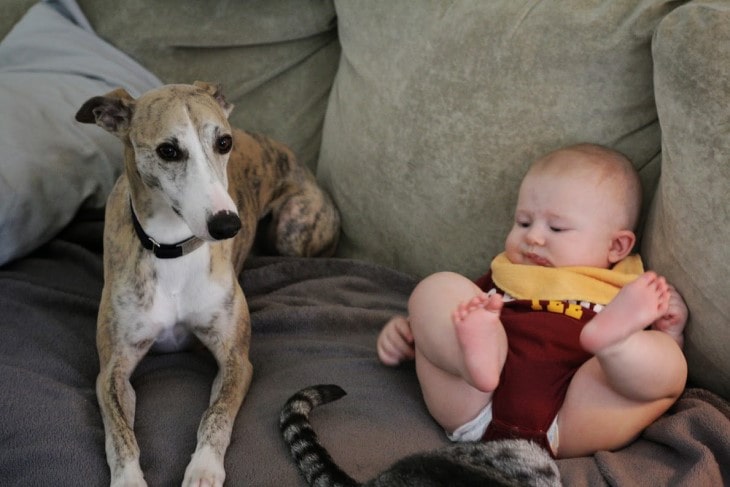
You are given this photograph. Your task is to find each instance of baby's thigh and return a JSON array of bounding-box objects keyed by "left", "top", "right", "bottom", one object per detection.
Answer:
[{"left": 556, "top": 358, "right": 675, "bottom": 458}]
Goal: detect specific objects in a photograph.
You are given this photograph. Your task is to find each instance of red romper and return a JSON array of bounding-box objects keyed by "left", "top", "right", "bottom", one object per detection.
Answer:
[{"left": 474, "top": 271, "right": 596, "bottom": 456}]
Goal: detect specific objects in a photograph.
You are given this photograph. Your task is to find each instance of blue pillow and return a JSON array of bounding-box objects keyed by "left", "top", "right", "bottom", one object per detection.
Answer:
[{"left": 0, "top": 0, "right": 161, "bottom": 265}]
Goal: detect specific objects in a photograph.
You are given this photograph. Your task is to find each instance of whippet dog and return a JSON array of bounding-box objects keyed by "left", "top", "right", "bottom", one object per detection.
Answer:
[{"left": 75, "top": 81, "right": 339, "bottom": 486}]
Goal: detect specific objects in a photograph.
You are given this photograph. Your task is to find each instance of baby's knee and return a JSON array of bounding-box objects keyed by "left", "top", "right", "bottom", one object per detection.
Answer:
[
  {"left": 409, "top": 272, "right": 477, "bottom": 310},
  {"left": 407, "top": 271, "right": 483, "bottom": 341},
  {"left": 416, "top": 271, "right": 469, "bottom": 289}
]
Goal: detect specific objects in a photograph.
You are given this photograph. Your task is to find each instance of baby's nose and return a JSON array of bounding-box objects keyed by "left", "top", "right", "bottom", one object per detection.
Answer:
[{"left": 526, "top": 226, "right": 545, "bottom": 245}]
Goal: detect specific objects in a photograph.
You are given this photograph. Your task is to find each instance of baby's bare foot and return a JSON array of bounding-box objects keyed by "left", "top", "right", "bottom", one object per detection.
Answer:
[
  {"left": 452, "top": 292, "right": 494, "bottom": 323},
  {"left": 581, "top": 271, "right": 670, "bottom": 354},
  {"left": 452, "top": 293, "right": 506, "bottom": 392}
]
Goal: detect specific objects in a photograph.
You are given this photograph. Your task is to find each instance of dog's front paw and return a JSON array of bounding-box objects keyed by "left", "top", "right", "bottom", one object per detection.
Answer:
[
  {"left": 183, "top": 446, "right": 225, "bottom": 487},
  {"left": 110, "top": 461, "right": 147, "bottom": 487}
]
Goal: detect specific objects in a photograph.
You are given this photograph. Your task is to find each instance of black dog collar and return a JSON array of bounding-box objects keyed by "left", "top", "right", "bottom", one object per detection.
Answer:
[{"left": 130, "top": 202, "right": 204, "bottom": 259}]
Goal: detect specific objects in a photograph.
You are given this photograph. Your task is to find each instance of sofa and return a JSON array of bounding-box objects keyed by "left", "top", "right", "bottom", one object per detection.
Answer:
[{"left": 1, "top": 0, "right": 728, "bottom": 485}]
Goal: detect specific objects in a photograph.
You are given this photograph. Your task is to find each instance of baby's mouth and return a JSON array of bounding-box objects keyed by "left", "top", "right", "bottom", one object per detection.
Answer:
[{"left": 525, "top": 252, "right": 551, "bottom": 267}]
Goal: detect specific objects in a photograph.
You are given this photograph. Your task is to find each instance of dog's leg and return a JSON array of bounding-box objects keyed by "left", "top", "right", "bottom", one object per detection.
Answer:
[
  {"left": 266, "top": 177, "right": 340, "bottom": 258},
  {"left": 182, "top": 285, "right": 253, "bottom": 487},
  {"left": 97, "top": 306, "right": 155, "bottom": 487},
  {"left": 245, "top": 135, "right": 340, "bottom": 257}
]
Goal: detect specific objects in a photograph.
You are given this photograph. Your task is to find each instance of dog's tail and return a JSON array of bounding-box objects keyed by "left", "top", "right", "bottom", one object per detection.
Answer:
[{"left": 279, "top": 385, "right": 360, "bottom": 487}]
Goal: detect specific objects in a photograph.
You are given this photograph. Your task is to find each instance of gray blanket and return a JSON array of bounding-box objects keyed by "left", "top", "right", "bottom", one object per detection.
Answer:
[{"left": 0, "top": 215, "right": 728, "bottom": 486}]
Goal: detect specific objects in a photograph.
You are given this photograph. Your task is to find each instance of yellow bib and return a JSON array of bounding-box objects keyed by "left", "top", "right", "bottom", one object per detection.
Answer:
[{"left": 490, "top": 252, "right": 643, "bottom": 305}]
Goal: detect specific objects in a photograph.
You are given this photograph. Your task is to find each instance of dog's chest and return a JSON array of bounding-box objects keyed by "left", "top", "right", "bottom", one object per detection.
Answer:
[{"left": 129, "top": 248, "right": 233, "bottom": 350}]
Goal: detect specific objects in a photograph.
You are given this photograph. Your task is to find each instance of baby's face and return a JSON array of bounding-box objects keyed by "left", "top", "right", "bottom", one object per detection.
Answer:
[{"left": 504, "top": 169, "right": 626, "bottom": 269}]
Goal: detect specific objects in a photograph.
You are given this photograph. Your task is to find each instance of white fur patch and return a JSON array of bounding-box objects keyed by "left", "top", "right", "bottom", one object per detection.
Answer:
[
  {"left": 175, "top": 113, "right": 238, "bottom": 240},
  {"left": 110, "top": 461, "right": 146, "bottom": 487},
  {"left": 183, "top": 445, "right": 225, "bottom": 487},
  {"left": 121, "top": 247, "right": 233, "bottom": 352}
]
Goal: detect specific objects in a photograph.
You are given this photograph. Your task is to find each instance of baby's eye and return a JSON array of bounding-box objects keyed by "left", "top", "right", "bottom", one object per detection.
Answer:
[
  {"left": 550, "top": 226, "right": 566, "bottom": 232},
  {"left": 516, "top": 221, "right": 530, "bottom": 228}
]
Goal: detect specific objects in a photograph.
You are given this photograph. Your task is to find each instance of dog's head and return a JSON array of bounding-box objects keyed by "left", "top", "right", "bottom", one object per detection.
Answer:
[{"left": 76, "top": 81, "right": 241, "bottom": 241}]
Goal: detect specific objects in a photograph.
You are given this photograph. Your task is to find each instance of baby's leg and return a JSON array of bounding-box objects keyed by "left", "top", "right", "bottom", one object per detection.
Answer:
[
  {"left": 556, "top": 272, "right": 687, "bottom": 457},
  {"left": 556, "top": 351, "right": 685, "bottom": 458},
  {"left": 407, "top": 272, "right": 507, "bottom": 433},
  {"left": 580, "top": 271, "right": 686, "bottom": 399}
]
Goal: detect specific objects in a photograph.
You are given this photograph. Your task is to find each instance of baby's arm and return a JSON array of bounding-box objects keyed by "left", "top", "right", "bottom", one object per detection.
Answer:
[
  {"left": 652, "top": 284, "right": 688, "bottom": 348},
  {"left": 377, "top": 315, "right": 415, "bottom": 366}
]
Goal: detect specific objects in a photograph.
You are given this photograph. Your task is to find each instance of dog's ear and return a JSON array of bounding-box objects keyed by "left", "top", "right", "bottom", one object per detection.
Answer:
[
  {"left": 194, "top": 81, "right": 233, "bottom": 117},
  {"left": 75, "top": 88, "right": 136, "bottom": 137}
]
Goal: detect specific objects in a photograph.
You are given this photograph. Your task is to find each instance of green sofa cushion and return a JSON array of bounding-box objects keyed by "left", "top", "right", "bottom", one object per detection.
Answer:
[
  {"left": 317, "top": 0, "right": 678, "bottom": 279},
  {"left": 76, "top": 0, "right": 340, "bottom": 172},
  {"left": 645, "top": 0, "right": 730, "bottom": 399}
]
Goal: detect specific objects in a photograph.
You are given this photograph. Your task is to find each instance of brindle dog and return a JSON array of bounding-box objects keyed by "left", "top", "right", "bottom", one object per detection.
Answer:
[{"left": 76, "top": 81, "right": 339, "bottom": 487}]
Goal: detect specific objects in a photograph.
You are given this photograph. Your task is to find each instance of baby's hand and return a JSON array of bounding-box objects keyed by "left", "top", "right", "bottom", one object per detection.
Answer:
[
  {"left": 377, "top": 315, "right": 415, "bottom": 366},
  {"left": 652, "top": 284, "right": 688, "bottom": 348}
]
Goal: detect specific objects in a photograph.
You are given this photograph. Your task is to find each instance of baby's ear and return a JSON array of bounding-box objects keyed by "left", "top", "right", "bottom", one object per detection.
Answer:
[{"left": 608, "top": 230, "right": 636, "bottom": 264}]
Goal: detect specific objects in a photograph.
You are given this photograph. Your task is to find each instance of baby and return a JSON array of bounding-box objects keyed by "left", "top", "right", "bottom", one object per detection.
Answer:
[{"left": 377, "top": 144, "right": 688, "bottom": 458}]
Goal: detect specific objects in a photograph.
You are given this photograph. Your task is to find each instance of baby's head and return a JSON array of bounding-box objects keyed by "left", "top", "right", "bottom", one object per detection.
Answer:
[{"left": 505, "top": 143, "right": 642, "bottom": 269}]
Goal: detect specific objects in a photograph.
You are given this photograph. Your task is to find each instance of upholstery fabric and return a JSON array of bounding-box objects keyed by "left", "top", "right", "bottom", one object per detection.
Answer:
[
  {"left": 0, "top": 0, "right": 160, "bottom": 265},
  {"left": 0, "top": 0, "right": 36, "bottom": 40},
  {"left": 76, "top": 0, "right": 340, "bottom": 172},
  {"left": 645, "top": 0, "right": 730, "bottom": 399},
  {"left": 318, "top": 0, "right": 680, "bottom": 279}
]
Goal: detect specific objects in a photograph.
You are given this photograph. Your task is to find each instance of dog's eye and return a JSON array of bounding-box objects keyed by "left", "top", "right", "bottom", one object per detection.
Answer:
[
  {"left": 216, "top": 135, "right": 233, "bottom": 154},
  {"left": 156, "top": 143, "right": 181, "bottom": 161}
]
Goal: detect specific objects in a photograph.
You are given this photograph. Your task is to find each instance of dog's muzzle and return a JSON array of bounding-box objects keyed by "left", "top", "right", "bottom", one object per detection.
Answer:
[{"left": 208, "top": 211, "right": 242, "bottom": 240}]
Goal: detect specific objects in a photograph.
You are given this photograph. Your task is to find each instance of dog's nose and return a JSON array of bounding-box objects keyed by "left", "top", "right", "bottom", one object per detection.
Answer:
[{"left": 207, "top": 211, "right": 241, "bottom": 240}]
